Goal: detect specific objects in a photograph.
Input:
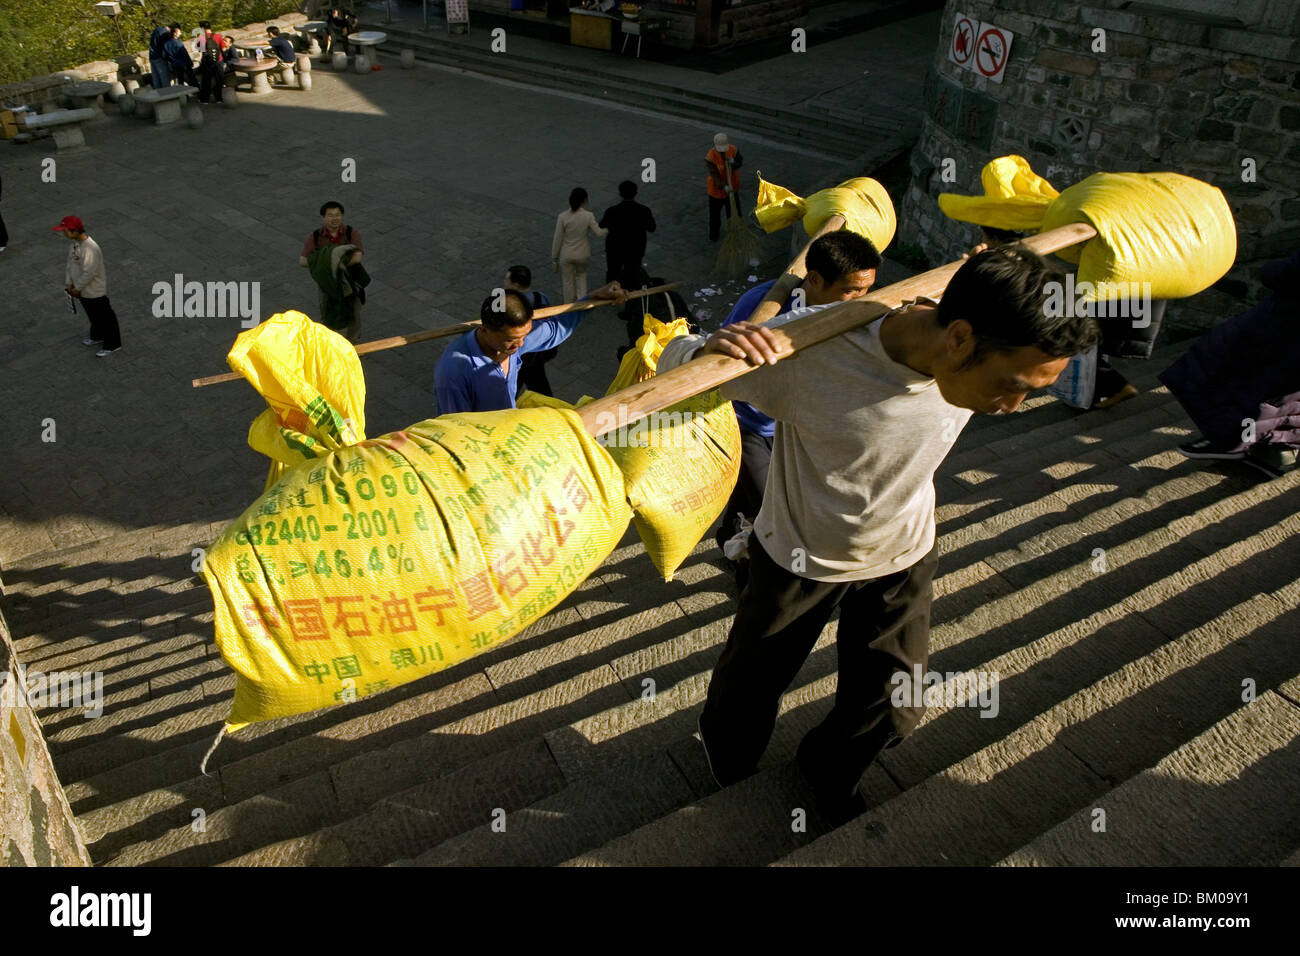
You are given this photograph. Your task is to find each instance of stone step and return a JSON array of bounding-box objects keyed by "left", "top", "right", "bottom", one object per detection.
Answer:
[
  {"left": 8, "top": 573, "right": 204, "bottom": 642},
  {"left": 997, "top": 690, "right": 1300, "bottom": 866},
  {"left": 58, "top": 423, "right": 1298, "bottom": 857},
  {"left": 223, "top": 738, "right": 568, "bottom": 867},
  {"left": 93, "top": 657, "right": 636, "bottom": 864},
  {"left": 12, "top": 586, "right": 212, "bottom": 663},
  {"left": 376, "top": 25, "right": 879, "bottom": 144},
  {"left": 774, "top": 570, "right": 1300, "bottom": 866},
  {"left": 0, "top": 519, "right": 223, "bottom": 596},
  {"left": 387, "top": 36, "right": 869, "bottom": 159},
  {"left": 144, "top": 586, "right": 822, "bottom": 866},
  {"left": 414, "top": 750, "right": 695, "bottom": 867}
]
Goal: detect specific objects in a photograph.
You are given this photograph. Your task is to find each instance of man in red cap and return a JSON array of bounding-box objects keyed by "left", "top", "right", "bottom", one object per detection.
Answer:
[{"left": 53, "top": 216, "right": 121, "bottom": 356}]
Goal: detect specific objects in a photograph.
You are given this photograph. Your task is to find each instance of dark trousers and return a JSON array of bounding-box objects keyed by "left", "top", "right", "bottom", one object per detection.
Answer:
[
  {"left": 700, "top": 537, "right": 939, "bottom": 802},
  {"left": 198, "top": 60, "right": 223, "bottom": 102},
  {"left": 173, "top": 62, "right": 198, "bottom": 87},
  {"left": 80, "top": 296, "right": 121, "bottom": 350},
  {"left": 708, "top": 193, "right": 742, "bottom": 241},
  {"left": 0, "top": 206, "right": 8, "bottom": 247},
  {"left": 518, "top": 348, "right": 557, "bottom": 397},
  {"left": 715, "top": 429, "right": 773, "bottom": 552}
]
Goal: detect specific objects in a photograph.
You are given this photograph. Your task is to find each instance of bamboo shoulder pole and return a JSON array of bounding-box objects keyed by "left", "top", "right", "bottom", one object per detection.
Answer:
[
  {"left": 191, "top": 282, "right": 684, "bottom": 388},
  {"left": 577, "top": 223, "right": 1098, "bottom": 438},
  {"left": 747, "top": 214, "right": 847, "bottom": 327}
]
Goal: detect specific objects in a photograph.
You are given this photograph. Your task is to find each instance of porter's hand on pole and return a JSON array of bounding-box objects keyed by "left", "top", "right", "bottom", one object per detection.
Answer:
[{"left": 701, "top": 321, "right": 790, "bottom": 366}]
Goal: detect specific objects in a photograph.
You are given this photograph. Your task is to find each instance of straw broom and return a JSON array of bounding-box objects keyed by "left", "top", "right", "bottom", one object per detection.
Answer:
[{"left": 713, "top": 158, "right": 763, "bottom": 278}]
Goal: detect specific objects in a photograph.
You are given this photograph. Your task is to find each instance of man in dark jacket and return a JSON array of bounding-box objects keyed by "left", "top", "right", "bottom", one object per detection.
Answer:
[
  {"left": 1160, "top": 251, "right": 1300, "bottom": 478},
  {"left": 599, "top": 180, "right": 656, "bottom": 289},
  {"left": 164, "top": 27, "right": 197, "bottom": 88},
  {"left": 148, "top": 22, "right": 180, "bottom": 88}
]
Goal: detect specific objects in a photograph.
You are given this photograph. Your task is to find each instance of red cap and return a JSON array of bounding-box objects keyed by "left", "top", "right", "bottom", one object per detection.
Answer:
[{"left": 52, "top": 215, "right": 84, "bottom": 233}]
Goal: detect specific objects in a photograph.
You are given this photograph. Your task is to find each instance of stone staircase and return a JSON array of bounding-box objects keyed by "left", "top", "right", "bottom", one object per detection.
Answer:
[
  {"left": 355, "top": 22, "right": 918, "bottom": 164},
  {"left": 2, "top": 338, "right": 1298, "bottom": 867}
]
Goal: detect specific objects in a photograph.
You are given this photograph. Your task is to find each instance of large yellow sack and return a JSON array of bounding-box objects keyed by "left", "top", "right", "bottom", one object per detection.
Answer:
[
  {"left": 201, "top": 409, "right": 632, "bottom": 728},
  {"left": 1040, "top": 171, "right": 1237, "bottom": 301},
  {"left": 227, "top": 310, "right": 367, "bottom": 490},
  {"left": 595, "top": 317, "right": 741, "bottom": 581},
  {"left": 938, "top": 156, "right": 1237, "bottom": 300},
  {"left": 754, "top": 175, "right": 896, "bottom": 252}
]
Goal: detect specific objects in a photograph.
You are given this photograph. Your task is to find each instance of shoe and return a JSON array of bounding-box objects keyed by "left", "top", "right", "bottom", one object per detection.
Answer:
[
  {"left": 1091, "top": 365, "right": 1137, "bottom": 409},
  {"left": 1177, "top": 437, "right": 1245, "bottom": 460},
  {"left": 1242, "top": 445, "right": 1297, "bottom": 479},
  {"left": 95, "top": 347, "right": 120, "bottom": 357},
  {"left": 795, "top": 737, "right": 868, "bottom": 826},
  {"left": 82, "top": 338, "right": 103, "bottom": 346},
  {"left": 697, "top": 714, "right": 753, "bottom": 788}
]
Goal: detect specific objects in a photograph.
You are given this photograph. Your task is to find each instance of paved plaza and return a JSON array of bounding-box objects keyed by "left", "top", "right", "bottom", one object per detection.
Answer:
[{"left": 0, "top": 7, "right": 936, "bottom": 563}]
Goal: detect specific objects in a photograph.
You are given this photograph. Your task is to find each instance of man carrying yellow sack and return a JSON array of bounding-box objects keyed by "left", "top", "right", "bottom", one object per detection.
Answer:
[
  {"left": 657, "top": 247, "right": 1099, "bottom": 824},
  {"left": 715, "top": 230, "right": 881, "bottom": 591},
  {"left": 435, "top": 281, "right": 626, "bottom": 414}
]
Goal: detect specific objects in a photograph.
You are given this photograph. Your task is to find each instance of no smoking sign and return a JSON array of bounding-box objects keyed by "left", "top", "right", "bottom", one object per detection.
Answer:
[{"left": 975, "top": 24, "right": 1013, "bottom": 82}]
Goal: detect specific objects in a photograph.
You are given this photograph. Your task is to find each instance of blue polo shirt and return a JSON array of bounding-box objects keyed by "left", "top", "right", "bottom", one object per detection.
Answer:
[
  {"left": 434, "top": 301, "right": 583, "bottom": 415},
  {"left": 720, "top": 279, "right": 799, "bottom": 439}
]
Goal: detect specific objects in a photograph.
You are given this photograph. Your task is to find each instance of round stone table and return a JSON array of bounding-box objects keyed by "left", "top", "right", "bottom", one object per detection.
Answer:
[
  {"left": 300, "top": 21, "right": 327, "bottom": 56},
  {"left": 349, "top": 31, "right": 388, "bottom": 66},
  {"left": 230, "top": 57, "right": 279, "bottom": 95}
]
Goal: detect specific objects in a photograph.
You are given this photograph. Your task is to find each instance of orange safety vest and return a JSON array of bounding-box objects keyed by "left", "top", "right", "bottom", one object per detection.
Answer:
[{"left": 706, "top": 145, "right": 740, "bottom": 199}]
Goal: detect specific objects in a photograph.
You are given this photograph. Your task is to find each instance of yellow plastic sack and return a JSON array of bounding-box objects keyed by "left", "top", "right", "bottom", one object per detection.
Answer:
[
  {"left": 227, "top": 310, "right": 367, "bottom": 490},
  {"left": 938, "top": 156, "right": 1237, "bottom": 300},
  {"left": 754, "top": 175, "right": 897, "bottom": 252},
  {"left": 200, "top": 409, "right": 633, "bottom": 728},
  {"left": 1040, "top": 171, "right": 1237, "bottom": 301},
  {"left": 936, "top": 154, "right": 1059, "bottom": 233},
  {"left": 597, "top": 316, "right": 741, "bottom": 581}
]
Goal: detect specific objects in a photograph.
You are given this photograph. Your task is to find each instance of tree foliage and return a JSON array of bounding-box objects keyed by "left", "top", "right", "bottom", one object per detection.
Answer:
[{"left": 0, "top": 0, "right": 303, "bottom": 86}]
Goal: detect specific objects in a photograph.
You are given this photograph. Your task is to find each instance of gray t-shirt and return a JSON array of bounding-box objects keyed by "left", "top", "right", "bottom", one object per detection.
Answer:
[{"left": 659, "top": 298, "right": 971, "bottom": 582}]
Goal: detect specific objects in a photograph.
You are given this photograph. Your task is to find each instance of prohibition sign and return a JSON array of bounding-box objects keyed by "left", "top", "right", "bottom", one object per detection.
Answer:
[
  {"left": 976, "top": 25, "right": 1009, "bottom": 79},
  {"left": 952, "top": 16, "right": 977, "bottom": 66}
]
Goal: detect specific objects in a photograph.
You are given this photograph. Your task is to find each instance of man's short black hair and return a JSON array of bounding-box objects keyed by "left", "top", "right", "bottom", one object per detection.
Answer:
[
  {"left": 267, "top": 25, "right": 281, "bottom": 36},
  {"left": 618, "top": 180, "right": 637, "bottom": 200},
  {"left": 199, "top": 20, "right": 210, "bottom": 29},
  {"left": 506, "top": 265, "right": 532, "bottom": 289},
  {"left": 805, "top": 230, "right": 881, "bottom": 287},
  {"left": 938, "top": 246, "right": 1099, "bottom": 367},
  {"left": 169, "top": 22, "right": 181, "bottom": 31},
  {"left": 480, "top": 290, "right": 533, "bottom": 331},
  {"left": 320, "top": 201, "right": 344, "bottom": 216}
]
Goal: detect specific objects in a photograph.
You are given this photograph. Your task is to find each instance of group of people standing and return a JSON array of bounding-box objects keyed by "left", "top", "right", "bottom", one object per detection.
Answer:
[{"left": 147, "top": 21, "right": 299, "bottom": 104}]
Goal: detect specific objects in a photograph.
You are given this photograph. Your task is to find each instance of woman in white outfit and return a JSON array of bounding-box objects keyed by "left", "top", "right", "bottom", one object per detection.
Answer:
[{"left": 552, "top": 187, "right": 607, "bottom": 302}]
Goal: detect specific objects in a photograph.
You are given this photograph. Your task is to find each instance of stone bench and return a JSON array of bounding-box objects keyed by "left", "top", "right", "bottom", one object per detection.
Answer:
[
  {"left": 18, "top": 108, "right": 96, "bottom": 150},
  {"left": 130, "top": 85, "right": 198, "bottom": 125}
]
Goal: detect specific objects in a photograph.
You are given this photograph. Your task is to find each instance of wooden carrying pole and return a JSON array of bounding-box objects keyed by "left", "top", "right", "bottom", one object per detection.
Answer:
[
  {"left": 191, "top": 281, "right": 685, "bottom": 388},
  {"left": 577, "top": 223, "right": 1099, "bottom": 438}
]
